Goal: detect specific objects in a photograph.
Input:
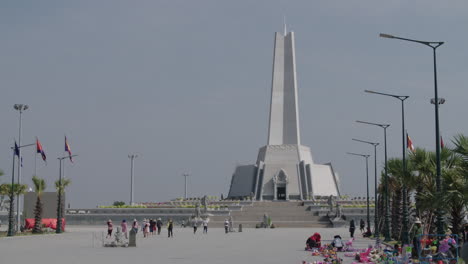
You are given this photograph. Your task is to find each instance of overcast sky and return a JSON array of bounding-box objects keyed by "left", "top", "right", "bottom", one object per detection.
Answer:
[{"left": 1, "top": 1, "right": 467, "bottom": 208}]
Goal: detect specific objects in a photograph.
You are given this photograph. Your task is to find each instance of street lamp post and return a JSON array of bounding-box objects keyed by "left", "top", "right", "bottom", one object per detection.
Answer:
[
  {"left": 356, "top": 120, "right": 391, "bottom": 241},
  {"left": 380, "top": 33, "right": 445, "bottom": 235},
  {"left": 13, "top": 104, "right": 28, "bottom": 231},
  {"left": 352, "top": 138, "right": 379, "bottom": 237},
  {"left": 7, "top": 142, "right": 34, "bottom": 236},
  {"left": 347, "top": 152, "right": 371, "bottom": 235},
  {"left": 57, "top": 154, "right": 77, "bottom": 234},
  {"left": 128, "top": 154, "right": 138, "bottom": 205},
  {"left": 365, "top": 89, "right": 410, "bottom": 244},
  {"left": 183, "top": 173, "right": 189, "bottom": 200},
  {"left": 7, "top": 145, "right": 16, "bottom": 236}
]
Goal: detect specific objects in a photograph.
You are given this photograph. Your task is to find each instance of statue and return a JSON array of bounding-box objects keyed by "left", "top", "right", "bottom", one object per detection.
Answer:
[
  {"left": 263, "top": 213, "right": 269, "bottom": 228},
  {"left": 195, "top": 202, "right": 202, "bottom": 219},
  {"left": 201, "top": 195, "right": 208, "bottom": 213},
  {"left": 229, "top": 216, "right": 234, "bottom": 232},
  {"left": 335, "top": 204, "right": 342, "bottom": 219},
  {"left": 104, "top": 226, "right": 129, "bottom": 247},
  {"left": 328, "top": 195, "right": 335, "bottom": 212}
]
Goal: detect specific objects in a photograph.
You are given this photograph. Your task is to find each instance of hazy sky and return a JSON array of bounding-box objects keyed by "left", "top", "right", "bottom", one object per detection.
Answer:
[{"left": 1, "top": 1, "right": 467, "bottom": 208}]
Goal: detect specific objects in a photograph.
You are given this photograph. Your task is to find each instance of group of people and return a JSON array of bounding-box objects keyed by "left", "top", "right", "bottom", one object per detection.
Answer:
[
  {"left": 106, "top": 218, "right": 165, "bottom": 239},
  {"left": 305, "top": 233, "right": 345, "bottom": 251},
  {"left": 349, "top": 219, "right": 370, "bottom": 238},
  {"left": 106, "top": 217, "right": 218, "bottom": 239}
]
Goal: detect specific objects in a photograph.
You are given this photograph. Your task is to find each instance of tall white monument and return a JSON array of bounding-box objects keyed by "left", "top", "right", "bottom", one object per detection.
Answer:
[{"left": 228, "top": 29, "right": 340, "bottom": 200}]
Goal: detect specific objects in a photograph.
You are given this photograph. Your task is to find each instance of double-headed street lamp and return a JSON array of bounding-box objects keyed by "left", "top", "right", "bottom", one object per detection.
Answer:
[
  {"left": 57, "top": 155, "right": 77, "bottom": 234},
  {"left": 356, "top": 120, "right": 391, "bottom": 241},
  {"left": 380, "top": 33, "right": 445, "bottom": 235},
  {"left": 352, "top": 138, "right": 379, "bottom": 237},
  {"left": 347, "top": 152, "right": 371, "bottom": 235},
  {"left": 13, "top": 104, "right": 28, "bottom": 231},
  {"left": 365, "top": 89, "right": 410, "bottom": 244}
]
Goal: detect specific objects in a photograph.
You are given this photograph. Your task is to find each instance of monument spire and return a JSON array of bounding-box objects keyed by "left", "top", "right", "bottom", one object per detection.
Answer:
[
  {"left": 283, "top": 16, "right": 287, "bottom": 36},
  {"left": 267, "top": 27, "right": 300, "bottom": 145}
]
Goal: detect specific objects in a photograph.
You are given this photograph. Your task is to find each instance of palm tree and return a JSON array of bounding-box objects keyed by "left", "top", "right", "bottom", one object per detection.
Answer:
[
  {"left": 0, "top": 183, "right": 27, "bottom": 233},
  {"left": 32, "top": 176, "right": 46, "bottom": 234},
  {"left": 55, "top": 179, "right": 71, "bottom": 227},
  {"left": 386, "top": 158, "right": 406, "bottom": 240}
]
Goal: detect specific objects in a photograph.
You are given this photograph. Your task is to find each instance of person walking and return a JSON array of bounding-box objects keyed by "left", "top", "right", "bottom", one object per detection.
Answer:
[
  {"left": 106, "top": 219, "right": 113, "bottom": 238},
  {"left": 349, "top": 219, "right": 356, "bottom": 238},
  {"left": 149, "top": 219, "right": 154, "bottom": 235},
  {"left": 359, "top": 219, "right": 365, "bottom": 233},
  {"left": 192, "top": 219, "right": 198, "bottom": 234},
  {"left": 167, "top": 219, "right": 174, "bottom": 238},
  {"left": 411, "top": 218, "right": 423, "bottom": 258},
  {"left": 224, "top": 219, "right": 229, "bottom": 234},
  {"left": 121, "top": 219, "right": 128, "bottom": 239},
  {"left": 143, "top": 219, "right": 150, "bottom": 238},
  {"left": 132, "top": 219, "right": 139, "bottom": 234},
  {"left": 202, "top": 218, "right": 209, "bottom": 234},
  {"left": 156, "top": 218, "right": 162, "bottom": 235}
]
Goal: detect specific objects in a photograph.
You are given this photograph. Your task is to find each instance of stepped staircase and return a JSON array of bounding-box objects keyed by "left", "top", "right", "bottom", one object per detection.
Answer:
[{"left": 208, "top": 201, "right": 331, "bottom": 228}]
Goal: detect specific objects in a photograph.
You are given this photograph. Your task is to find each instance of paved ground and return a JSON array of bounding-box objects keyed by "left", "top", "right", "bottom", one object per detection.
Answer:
[{"left": 0, "top": 226, "right": 377, "bottom": 264}]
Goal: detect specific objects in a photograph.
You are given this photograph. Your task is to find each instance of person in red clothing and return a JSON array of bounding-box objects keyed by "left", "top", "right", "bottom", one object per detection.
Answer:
[{"left": 306, "top": 232, "right": 321, "bottom": 250}]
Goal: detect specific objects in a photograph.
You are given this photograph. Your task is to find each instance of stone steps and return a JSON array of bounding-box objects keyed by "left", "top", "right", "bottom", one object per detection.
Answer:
[{"left": 206, "top": 221, "right": 331, "bottom": 228}]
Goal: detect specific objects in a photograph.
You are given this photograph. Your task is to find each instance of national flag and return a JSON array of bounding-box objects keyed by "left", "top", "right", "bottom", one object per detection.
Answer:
[
  {"left": 441, "top": 136, "right": 445, "bottom": 149},
  {"left": 407, "top": 133, "right": 415, "bottom": 152},
  {"left": 36, "top": 137, "right": 47, "bottom": 162},
  {"left": 14, "top": 141, "right": 20, "bottom": 157},
  {"left": 65, "top": 136, "right": 73, "bottom": 163}
]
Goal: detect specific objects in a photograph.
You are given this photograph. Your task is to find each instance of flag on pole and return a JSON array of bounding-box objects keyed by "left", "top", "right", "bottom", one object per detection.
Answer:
[
  {"left": 36, "top": 137, "right": 47, "bottom": 162},
  {"left": 65, "top": 136, "right": 73, "bottom": 163},
  {"left": 441, "top": 136, "right": 445, "bottom": 149},
  {"left": 14, "top": 141, "right": 20, "bottom": 156},
  {"left": 407, "top": 133, "right": 415, "bottom": 152}
]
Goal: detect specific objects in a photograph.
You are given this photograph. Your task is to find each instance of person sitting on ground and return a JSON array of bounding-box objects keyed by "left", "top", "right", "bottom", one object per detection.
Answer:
[
  {"left": 393, "top": 244, "right": 400, "bottom": 256},
  {"left": 331, "top": 235, "right": 344, "bottom": 251},
  {"left": 306, "top": 232, "right": 322, "bottom": 250}
]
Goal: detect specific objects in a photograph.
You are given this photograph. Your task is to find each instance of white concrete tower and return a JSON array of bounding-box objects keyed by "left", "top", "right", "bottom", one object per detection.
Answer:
[
  {"left": 268, "top": 32, "right": 301, "bottom": 145},
  {"left": 228, "top": 29, "right": 340, "bottom": 201}
]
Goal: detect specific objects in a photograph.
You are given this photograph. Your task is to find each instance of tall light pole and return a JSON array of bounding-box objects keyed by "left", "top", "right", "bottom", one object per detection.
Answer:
[
  {"left": 183, "top": 173, "right": 189, "bottom": 200},
  {"left": 128, "top": 154, "right": 138, "bottom": 205},
  {"left": 57, "top": 154, "right": 77, "bottom": 234},
  {"left": 13, "top": 104, "right": 28, "bottom": 231},
  {"left": 365, "top": 89, "right": 410, "bottom": 244},
  {"left": 380, "top": 33, "right": 445, "bottom": 235},
  {"left": 347, "top": 152, "right": 371, "bottom": 235},
  {"left": 357, "top": 120, "right": 391, "bottom": 241},
  {"left": 352, "top": 138, "right": 379, "bottom": 238}
]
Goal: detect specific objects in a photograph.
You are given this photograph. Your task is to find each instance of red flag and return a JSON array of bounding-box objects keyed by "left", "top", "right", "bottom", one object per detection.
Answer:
[
  {"left": 36, "top": 137, "right": 47, "bottom": 162},
  {"left": 441, "top": 136, "right": 445, "bottom": 149},
  {"left": 407, "top": 133, "right": 415, "bottom": 152},
  {"left": 65, "top": 136, "right": 73, "bottom": 163}
]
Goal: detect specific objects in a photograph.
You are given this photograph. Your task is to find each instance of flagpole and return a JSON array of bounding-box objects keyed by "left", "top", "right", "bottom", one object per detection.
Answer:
[{"left": 34, "top": 151, "right": 37, "bottom": 177}]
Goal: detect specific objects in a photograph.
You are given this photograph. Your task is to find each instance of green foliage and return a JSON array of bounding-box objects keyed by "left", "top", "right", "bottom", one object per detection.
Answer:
[
  {"left": 32, "top": 176, "right": 46, "bottom": 196},
  {"left": 98, "top": 205, "right": 147, "bottom": 208},
  {"left": 55, "top": 179, "right": 71, "bottom": 194},
  {"left": 0, "top": 183, "right": 28, "bottom": 196},
  {"left": 112, "top": 201, "right": 125, "bottom": 206}
]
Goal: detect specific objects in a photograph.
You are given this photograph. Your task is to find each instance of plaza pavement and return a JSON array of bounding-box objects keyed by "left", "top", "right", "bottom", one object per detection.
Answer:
[{"left": 0, "top": 226, "right": 377, "bottom": 264}]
